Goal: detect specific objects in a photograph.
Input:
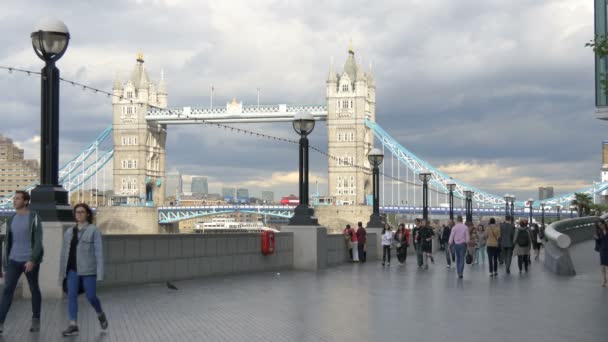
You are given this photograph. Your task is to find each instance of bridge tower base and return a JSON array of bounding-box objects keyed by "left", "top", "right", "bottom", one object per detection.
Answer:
[{"left": 96, "top": 206, "right": 160, "bottom": 234}]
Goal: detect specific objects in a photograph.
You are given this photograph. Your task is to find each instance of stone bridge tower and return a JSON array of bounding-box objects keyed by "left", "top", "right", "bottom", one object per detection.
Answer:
[
  {"left": 112, "top": 54, "right": 167, "bottom": 206},
  {"left": 326, "top": 45, "right": 376, "bottom": 205}
]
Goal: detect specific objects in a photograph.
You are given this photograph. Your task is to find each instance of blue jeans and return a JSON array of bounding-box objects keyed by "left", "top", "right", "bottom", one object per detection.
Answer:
[
  {"left": 67, "top": 270, "right": 103, "bottom": 321},
  {"left": 0, "top": 259, "right": 41, "bottom": 322},
  {"left": 454, "top": 243, "right": 467, "bottom": 276},
  {"left": 445, "top": 244, "right": 455, "bottom": 265}
]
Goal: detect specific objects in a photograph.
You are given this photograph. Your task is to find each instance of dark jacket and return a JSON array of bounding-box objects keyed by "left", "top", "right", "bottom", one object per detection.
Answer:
[
  {"left": 3, "top": 211, "right": 44, "bottom": 268},
  {"left": 356, "top": 227, "right": 367, "bottom": 244},
  {"left": 499, "top": 222, "right": 515, "bottom": 248},
  {"left": 412, "top": 227, "right": 421, "bottom": 245},
  {"left": 420, "top": 226, "right": 434, "bottom": 250},
  {"left": 441, "top": 226, "right": 452, "bottom": 244}
]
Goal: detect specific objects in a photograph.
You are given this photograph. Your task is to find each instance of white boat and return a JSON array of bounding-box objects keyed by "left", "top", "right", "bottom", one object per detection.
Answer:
[{"left": 193, "top": 218, "right": 278, "bottom": 234}]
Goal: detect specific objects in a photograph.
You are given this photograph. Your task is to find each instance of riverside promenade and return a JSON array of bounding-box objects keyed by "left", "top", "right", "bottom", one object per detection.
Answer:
[{"left": 0, "top": 241, "right": 603, "bottom": 342}]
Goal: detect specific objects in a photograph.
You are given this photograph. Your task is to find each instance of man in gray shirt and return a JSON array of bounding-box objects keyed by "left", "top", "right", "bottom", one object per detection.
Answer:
[
  {"left": 500, "top": 216, "right": 515, "bottom": 274},
  {"left": 0, "top": 191, "right": 44, "bottom": 334}
]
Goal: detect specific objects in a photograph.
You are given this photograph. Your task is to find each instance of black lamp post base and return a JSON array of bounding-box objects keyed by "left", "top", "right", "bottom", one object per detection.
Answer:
[
  {"left": 366, "top": 213, "right": 383, "bottom": 229},
  {"left": 288, "top": 205, "right": 319, "bottom": 226},
  {"left": 29, "top": 185, "right": 73, "bottom": 222}
]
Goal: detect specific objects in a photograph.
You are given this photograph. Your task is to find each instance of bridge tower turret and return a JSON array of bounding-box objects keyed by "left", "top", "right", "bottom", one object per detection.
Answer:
[
  {"left": 326, "top": 44, "right": 375, "bottom": 205},
  {"left": 112, "top": 53, "right": 167, "bottom": 206}
]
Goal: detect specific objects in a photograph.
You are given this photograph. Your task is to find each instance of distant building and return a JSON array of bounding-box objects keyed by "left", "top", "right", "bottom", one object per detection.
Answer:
[
  {"left": 0, "top": 134, "right": 39, "bottom": 196},
  {"left": 261, "top": 190, "right": 274, "bottom": 204},
  {"left": 237, "top": 188, "right": 249, "bottom": 204},
  {"left": 165, "top": 169, "right": 182, "bottom": 199},
  {"left": 538, "top": 187, "right": 554, "bottom": 201},
  {"left": 191, "top": 176, "right": 208, "bottom": 195},
  {"left": 222, "top": 187, "right": 236, "bottom": 203}
]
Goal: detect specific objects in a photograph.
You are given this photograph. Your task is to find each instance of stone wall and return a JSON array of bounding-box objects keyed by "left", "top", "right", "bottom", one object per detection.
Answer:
[
  {"left": 96, "top": 206, "right": 165, "bottom": 234},
  {"left": 315, "top": 205, "right": 373, "bottom": 233},
  {"left": 101, "top": 232, "right": 293, "bottom": 287}
]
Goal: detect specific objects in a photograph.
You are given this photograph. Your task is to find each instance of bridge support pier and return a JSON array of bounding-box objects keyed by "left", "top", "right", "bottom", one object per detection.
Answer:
[{"left": 281, "top": 225, "right": 327, "bottom": 271}]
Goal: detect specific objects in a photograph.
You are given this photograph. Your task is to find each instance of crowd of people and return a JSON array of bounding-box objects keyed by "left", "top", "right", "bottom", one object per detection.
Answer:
[{"left": 343, "top": 214, "right": 548, "bottom": 279}]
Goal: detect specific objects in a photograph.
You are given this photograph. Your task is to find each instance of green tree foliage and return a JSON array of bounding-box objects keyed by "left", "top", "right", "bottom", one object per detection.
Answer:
[{"left": 571, "top": 193, "right": 593, "bottom": 217}]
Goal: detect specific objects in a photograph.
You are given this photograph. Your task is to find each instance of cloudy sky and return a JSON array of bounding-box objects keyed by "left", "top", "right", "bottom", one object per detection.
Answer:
[{"left": 0, "top": 0, "right": 601, "bottom": 204}]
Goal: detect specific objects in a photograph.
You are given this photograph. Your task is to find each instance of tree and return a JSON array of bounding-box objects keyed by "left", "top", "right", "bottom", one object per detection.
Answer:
[{"left": 571, "top": 193, "right": 593, "bottom": 217}]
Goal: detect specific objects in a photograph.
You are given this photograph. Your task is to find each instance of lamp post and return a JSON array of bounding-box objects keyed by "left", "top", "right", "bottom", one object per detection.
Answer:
[
  {"left": 540, "top": 202, "right": 545, "bottom": 227},
  {"left": 29, "top": 18, "right": 72, "bottom": 221},
  {"left": 503, "top": 194, "right": 510, "bottom": 221},
  {"left": 569, "top": 205, "right": 575, "bottom": 218},
  {"left": 509, "top": 195, "right": 515, "bottom": 224},
  {"left": 556, "top": 204, "right": 562, "bottom": 221},
  {"left": 528, "top": 198, "right": 534, "bottom": 225},
  {"left": 288, "top": 112, "right": 318, "bottom": 225},
  {"left": 464, "top": 190, "right": 473, "bottom": 223},
  {"left": 447, "top": 183, "right": 456, "bottom": 221},
  {"left": 419, "top": 170, "right": 432, "bottom": 221},
  {"left": 366, "top": 148, "right": 384, "bottom": 228}
]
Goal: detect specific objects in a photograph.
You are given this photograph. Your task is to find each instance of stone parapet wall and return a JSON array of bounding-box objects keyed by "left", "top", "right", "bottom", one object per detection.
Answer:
[{"left": 101, "top": 232, "right": 293, "bottom": 287}]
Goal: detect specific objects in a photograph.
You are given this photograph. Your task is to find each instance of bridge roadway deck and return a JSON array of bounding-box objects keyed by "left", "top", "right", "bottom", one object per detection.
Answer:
[{"left": 0, "top": 241, "right": 604, "bottom": 342}]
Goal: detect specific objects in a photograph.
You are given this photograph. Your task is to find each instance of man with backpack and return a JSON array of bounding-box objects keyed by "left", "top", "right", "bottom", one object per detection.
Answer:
[
  {"left": 513, "top": 219, "right": 533, "bottom": 273},
  {"left": 500, "top": 216, "right": 515, "bottom": 274}
]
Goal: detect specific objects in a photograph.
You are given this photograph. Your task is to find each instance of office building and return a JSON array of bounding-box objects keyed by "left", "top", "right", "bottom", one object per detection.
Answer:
[
  {"left": 191, "top": 176, "right": 208, "bottom": 195},
  {"left": 261, "top": 190, "right": 274, "bottom": 204},
  {"left": 165, "top": 168, "right": 182, "bottom": 199},
  {"left": 0, "top": 134, "right": 39, "bottom": 196},
  {"left": 237, "top": 188, "right": 249, "bottom": 203},
  {"left": 222, "top": 187, "right": 236, "bottom": 203},
  {"left": 538, "top": 187, "right": 554, "bottom": 201}
]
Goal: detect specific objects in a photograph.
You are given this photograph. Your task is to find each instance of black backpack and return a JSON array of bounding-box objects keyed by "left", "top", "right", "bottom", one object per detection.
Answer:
[{"left": 517, "top": 229, "right": 530, "bottom": 247}]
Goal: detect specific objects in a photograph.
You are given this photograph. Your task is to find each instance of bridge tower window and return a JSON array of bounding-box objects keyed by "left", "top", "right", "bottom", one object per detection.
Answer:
[{"left": 342, "top": 84, "right": 349, "bottom": 92}]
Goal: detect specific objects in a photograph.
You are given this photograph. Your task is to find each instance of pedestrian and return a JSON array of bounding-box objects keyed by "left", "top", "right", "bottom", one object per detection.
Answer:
[
  {"left": 593, "top": 220, "right": 608, "bottom": 287},
  {"left": 381, "top": 223, "right": 393, "bottom": 267},
  {"left": 0, "top": 190, "right": 43, "bottom": 334},
  {"left": 59, "top": 203, "right": 108, "bottom": 336},
  {"left": 476, "top": 225, "right": 487, "bottom": 265},
  {"left": 500, "top": 216, "right": 515, "bottom": 274},
  {"left": 448, "top": 215, "right": 470, "bottom": 279},
  {"left": 394, "top": 223, "right": 410, "bottom": 264},
  {"left": 356, "top": 222, "right": 367, "bottom": 263},
  {"left": 420, "top": 219, "right": 435, "bottom": 269},
  {"left": 442, "top": 220, "right": 455, "bottom": 268},
  {"left": 467, "top": 223, "right": 478, "bottom": 265},
  {"left": 413, "top": 218, "right": 424, "bottom": 268},
  {"left": 438, "top": 225, "right": 446, "bottom": 251},
  {"left": 513, "top": 219, "right": 533, "bottom": 274},
  {"left": 343, "top": 224, "right": 354, "bottom": 261},
  {"left": 530, "top": 223, "right": 541, "bottom": 261},
  {"left": 485, "top": 218, "right": 501, "bottom": 277}
]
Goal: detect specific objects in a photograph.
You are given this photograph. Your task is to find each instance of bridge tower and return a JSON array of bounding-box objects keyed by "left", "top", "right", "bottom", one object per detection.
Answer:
[
  {"left": 326, "top": 44, "right": 376, "bottom": 205},
  {"left": 111, "top": 53, "right": 167, "bottom": 206}
]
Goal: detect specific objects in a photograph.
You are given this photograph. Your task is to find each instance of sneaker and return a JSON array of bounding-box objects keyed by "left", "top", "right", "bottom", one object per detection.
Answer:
[
  {"left": 494, "top": 272, "right": 498, "bottom": 277},
  {"left": 446, "top": 265, "right": 451, "bottom": 269},
  {"left": 98, "top": 312, "right": 108, "bottom": 330},
  {"left": 458, "top": 274, "right": 463, "bottom": 279},
  {"left": 62, "top": 325, "right": 79, "bottom": 337},
  {"left": 30, "top": 318, "right": 40, "bottom": 332}
]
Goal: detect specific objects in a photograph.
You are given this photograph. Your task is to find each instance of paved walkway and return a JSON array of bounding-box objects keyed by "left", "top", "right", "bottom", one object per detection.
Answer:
[{"left": 0, "top": 241, "right": 605, "bottom": 342}]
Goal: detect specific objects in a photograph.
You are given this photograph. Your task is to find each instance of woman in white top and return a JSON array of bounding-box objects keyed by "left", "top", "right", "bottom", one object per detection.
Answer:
[{"left": 381, "top": 223, "right": 394, "bottom": 267}]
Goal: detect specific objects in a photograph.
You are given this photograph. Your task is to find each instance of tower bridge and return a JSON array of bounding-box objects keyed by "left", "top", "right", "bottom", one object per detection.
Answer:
[{"left": 0, "top": 46, "right": 604, "bottom": 231}]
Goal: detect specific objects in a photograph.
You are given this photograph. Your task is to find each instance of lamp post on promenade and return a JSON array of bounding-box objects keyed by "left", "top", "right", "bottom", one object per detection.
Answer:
[
  {"left": 366, "top": 148, "right": 384, "bottom": 228},
  {"left": 447, "top": 183, "right": 456, "bottom": 221},
  {"left": 556, "top": 204, "right": 562, "bottom": 221},
  {"left": 569, "top": 205, "right": 576, "bottom": 218},
  {"left": 504, "top": 194, "right": 511, "bottom": 221},
  {"left": 510, "top": 195, "right": 515, "bottom": 224},
  {"left": 29, "top": 18, "right": 72, "bottom": 221},
  {"left": 528, "top": 198, "right": 534, "bottom": 225},
  {"left": 540, "top": 202, "right": 546, "bottom": 227},
  {"left": 464, "top": 190, "right": 473, "bottom": 223},
  {"left": 288, "top": 112, "right": 318, "bottom": 225},
  {"left": 419, "top": 170, "right": 432, "bottom": 221}
]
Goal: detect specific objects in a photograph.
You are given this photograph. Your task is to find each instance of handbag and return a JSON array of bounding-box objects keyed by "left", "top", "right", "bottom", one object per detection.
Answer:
[{"left": 465, "top": 252, "right": 473, "bottom": 265}]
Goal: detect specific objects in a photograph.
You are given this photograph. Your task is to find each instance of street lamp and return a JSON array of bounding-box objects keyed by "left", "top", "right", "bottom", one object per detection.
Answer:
[
  {"left": 288, "top": 112, "right": 318, "bottom": 225},
  {"left": 569, "top": 205, "right": 576, "bottom": 218},
  {"left": 447, "top": 183, "right": 456, "bottom": 221},
  {"left": 509, "top": 194, "right": 515, "bottom": 224},
  {"left": 464, "top": 190, "right": 473, "bottom": 223},
  {"left": 419, "top": 170, "right": 432, "bottom": 221},
  {"left": 528, "top": 198, "right": 534, "bottom": 225},
  {"left": 540, "top": 202, "right": 545, "bottom": 227},
  {"left": 29, "top": 18, "right": 72, "bottom": 221},
  {"left": 366, "top": 148, "right": 384, "bottom": 228},
  {"left": 556, "top": 203, "right": 562, "bottom": 220},
  {"left": 503, "top": 194, "right": 510, "bottom": 221}
]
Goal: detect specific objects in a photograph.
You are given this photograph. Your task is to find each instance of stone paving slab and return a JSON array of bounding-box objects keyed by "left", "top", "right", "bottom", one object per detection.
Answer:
[{"left": 0, "top": 241, "right": 604, "bottom": 342}]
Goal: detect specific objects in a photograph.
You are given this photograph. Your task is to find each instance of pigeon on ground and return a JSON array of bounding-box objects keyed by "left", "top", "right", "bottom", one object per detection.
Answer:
[{"left": 166, "top": 281, "right": 178, "bottom": 290}]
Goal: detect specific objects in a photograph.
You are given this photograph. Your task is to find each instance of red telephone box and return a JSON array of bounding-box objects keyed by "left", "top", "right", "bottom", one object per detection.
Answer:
[{"left": 261, "top": 231, "right": 275, "bottom": 255}]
